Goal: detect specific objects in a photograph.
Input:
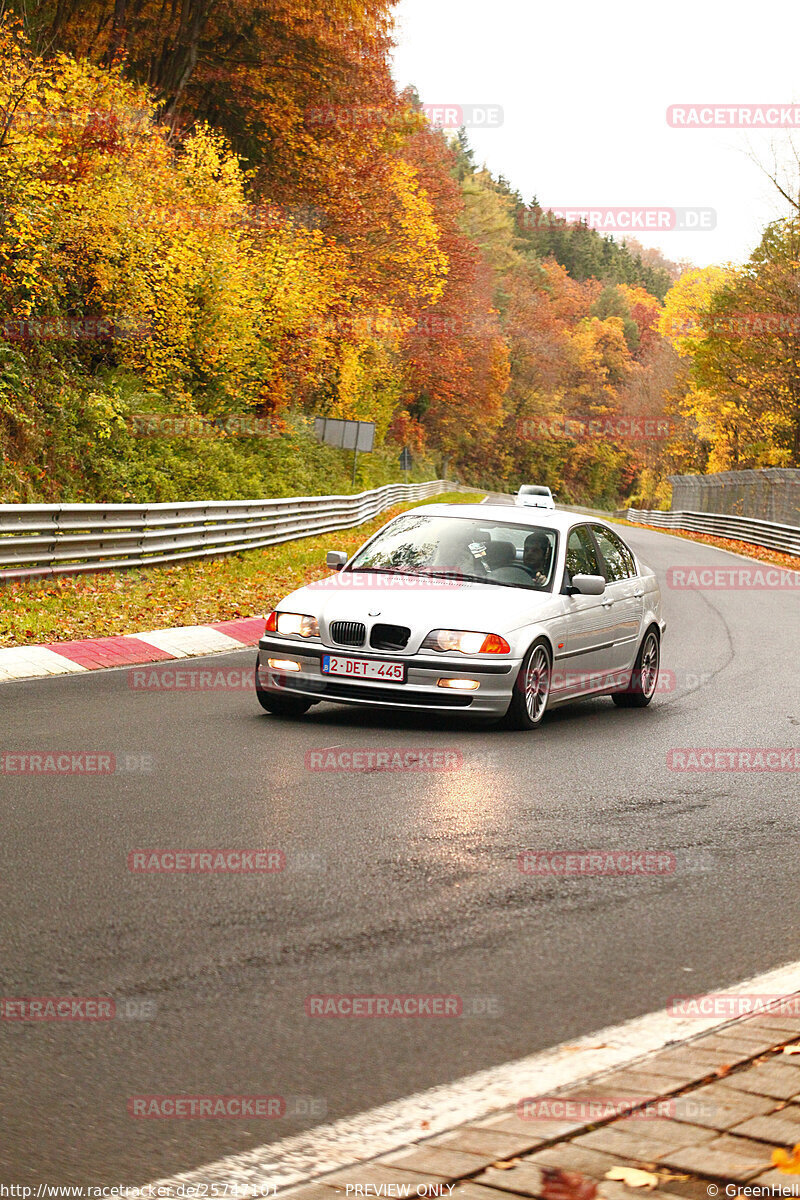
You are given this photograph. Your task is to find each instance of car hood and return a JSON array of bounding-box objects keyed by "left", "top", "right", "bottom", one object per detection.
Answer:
[{"left": 275, "top": 572, "right": 558, "bottom": 652}]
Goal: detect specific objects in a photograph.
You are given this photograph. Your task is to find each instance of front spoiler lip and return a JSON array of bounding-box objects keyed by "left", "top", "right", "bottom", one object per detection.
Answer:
[
  {"left": 273, "top": 675, "right": 479, "bottom": 711},
  {"left": 257, "top": 636, "right": 516, "bottom": 675}
]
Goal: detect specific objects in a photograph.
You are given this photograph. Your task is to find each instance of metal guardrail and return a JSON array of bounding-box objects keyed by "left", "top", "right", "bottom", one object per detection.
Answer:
[
  {"left": 0, "top": 481, "right": 472, "bottom": 582},
  {"left": 626, "top": 508, "right": 800, "bottom": 557}
]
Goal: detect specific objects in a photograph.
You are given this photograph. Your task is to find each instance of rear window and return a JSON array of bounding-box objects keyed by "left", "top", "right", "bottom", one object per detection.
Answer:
[{"left": 591, "top": 524, "right": 636, "bottom": 581}]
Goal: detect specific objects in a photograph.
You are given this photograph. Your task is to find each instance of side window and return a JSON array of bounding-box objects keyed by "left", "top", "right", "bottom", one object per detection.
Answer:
[
  {"left": 618, "top": 535, "right": 637, "bottom": 577},
  {"left": 591, "top": 525, "right": 635, "bottom": 581},
  {"left": 565, "top": 525, "right": 600, "bottom": 580}
]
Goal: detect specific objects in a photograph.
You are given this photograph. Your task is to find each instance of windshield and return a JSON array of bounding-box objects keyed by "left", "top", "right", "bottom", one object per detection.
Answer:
[
  {"left": 347, "top": 514, "right": 559, "bottom": 591},
  {"left": 518, "top": 485, "right": 551, "bottom": 496}
]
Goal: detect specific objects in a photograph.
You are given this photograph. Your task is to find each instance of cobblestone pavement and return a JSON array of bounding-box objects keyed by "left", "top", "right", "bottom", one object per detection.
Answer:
[{"left": 285, "top": 1001, "right": 800, "bottom": 1200}]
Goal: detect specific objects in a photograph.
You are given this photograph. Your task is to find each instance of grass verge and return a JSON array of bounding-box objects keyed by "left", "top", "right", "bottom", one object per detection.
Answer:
[{"left": 0, "top": 492, "right": 481, "bottom": 647}]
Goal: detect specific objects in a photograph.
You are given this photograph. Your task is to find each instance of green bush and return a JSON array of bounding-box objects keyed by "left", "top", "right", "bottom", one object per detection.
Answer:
[{"left": 0, "top": 351, "right": 440, "bottom": 503}]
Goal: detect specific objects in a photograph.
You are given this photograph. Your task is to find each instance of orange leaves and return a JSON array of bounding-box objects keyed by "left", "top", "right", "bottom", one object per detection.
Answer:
[
  {"left": 773, "top": 1143, "right": 800, "bottom": 1174},
  {"left": 2, "top": 6, "right": 500, "bottom": 474}
]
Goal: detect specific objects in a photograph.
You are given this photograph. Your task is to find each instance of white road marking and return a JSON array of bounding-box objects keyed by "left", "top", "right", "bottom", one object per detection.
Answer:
[
  {"left": 129, "top": 626, "right": 245, "bottom": 658},
  {"left": 0, "top": 645, "right": 87, "bottom": 681},
  {"left": 142, "top": 958, "right": 800, "bottom": 1195},
  {"left": 0, "top": 624, "right": 260, "bottom": 685}
]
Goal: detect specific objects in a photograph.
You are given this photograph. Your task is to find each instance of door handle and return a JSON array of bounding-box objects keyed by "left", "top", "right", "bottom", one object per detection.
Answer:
[
  {"left": 634, "top": 589, "right": 644, "bottom": 598},
  {"left": 602, "top": 598, "right": 614, "bottom": 607}
]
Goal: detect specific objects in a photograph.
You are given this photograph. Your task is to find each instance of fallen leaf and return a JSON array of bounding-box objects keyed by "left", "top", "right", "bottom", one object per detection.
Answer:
[
  {"left": 604, "top": 1167, "right": 660, "bottom": 1190},
  {"left": 540, "top": 1168, "right": 598, "bottom": 1200},
  {"left": 491, "top": 1159, "right": 522, "bottom": 1169},
  {"left": 782, "top": 1045, "right": 800, "bottom": 1055},
  {"left": 772, "top": 1144, "right": 800, "bottom": 1174}
]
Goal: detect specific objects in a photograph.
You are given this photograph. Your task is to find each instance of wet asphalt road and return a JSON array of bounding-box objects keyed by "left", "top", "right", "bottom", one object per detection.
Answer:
[{"left": 1, "top": 524, "right": 799, "bottom": 1185}]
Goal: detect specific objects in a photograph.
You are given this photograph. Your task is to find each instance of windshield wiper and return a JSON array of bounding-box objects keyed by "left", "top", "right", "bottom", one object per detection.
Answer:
[
  {"left": 347, "top": 565, "right": 427, "bottom": 577},
  {"left": 418, "top": 570, "right": 496, "bottom": 585}
]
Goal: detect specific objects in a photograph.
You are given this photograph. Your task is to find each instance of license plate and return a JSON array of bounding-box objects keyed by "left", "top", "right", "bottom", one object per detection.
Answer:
[{"left": 322, "top": 655, "right": 406, "bottom": 683}]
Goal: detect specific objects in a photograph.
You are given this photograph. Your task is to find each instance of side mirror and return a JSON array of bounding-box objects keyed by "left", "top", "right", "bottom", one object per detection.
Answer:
[
  {"left": 569, "top": 573, "right": 606, "bottom": 596},
  {"left": 326, "top": 550, "right": 348, "bottom": 568}
]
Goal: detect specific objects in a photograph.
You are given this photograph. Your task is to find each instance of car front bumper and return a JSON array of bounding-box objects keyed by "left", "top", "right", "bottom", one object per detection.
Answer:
[{"left": 256, "top": 636, "right": 519, "bottom": 716}]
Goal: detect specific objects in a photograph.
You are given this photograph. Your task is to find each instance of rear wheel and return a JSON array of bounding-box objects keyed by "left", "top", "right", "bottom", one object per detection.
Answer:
[
  {"left": 612, "top": 627, "right": 660, "bottom": 708},
  {"left": 255, "top": 665, "right": 313, "bottom": 717},
  {"left": 502, "top": 639, "right": 552, "bottom": 730}
]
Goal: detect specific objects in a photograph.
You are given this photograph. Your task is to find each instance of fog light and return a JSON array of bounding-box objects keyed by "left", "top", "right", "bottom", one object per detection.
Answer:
[
  {"left": 438, "top": 678, "right": 480, "bottom": 690},
  {"left": 267, "top": 658, "right": 301, "bottom": 672}
]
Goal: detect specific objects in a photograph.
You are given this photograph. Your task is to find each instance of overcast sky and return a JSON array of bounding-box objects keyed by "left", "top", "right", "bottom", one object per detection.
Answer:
[{"left": 391, "top": 0, "right": 800, "bottom": 268}]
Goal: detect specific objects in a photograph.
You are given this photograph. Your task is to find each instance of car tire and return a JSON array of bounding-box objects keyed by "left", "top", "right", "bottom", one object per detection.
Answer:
[
  {"left": 255, "top": 666, "right": 314, "bottom": 717},
  {"left": 502, "top": 639, "right": 552, "bottom": 730},
  {"left": 612, "top": 626, "right": 660, "bottom": 708}
]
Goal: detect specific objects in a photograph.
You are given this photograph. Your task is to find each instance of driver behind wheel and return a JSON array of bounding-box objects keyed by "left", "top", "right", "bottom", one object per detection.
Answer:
[{"left": 522, "top": 532, "right": 551, "bottom": 586}]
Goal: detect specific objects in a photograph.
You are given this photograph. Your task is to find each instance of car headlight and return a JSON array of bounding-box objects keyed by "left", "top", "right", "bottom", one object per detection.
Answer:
[
  {"left": 265, "top": 611, "right": 320, "bottom": 638},
  {"left": 421, "top": 629, "right": 511, "bottom": 654}
]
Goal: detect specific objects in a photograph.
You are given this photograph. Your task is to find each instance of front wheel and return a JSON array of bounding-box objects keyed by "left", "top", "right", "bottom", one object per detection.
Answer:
[
  {"left": 255, "top": 666, "right": 314, "bottom": 717},
  {"left": 612, "top": 627, "right": 660, "bottom": 708},
  {"left": 502, "top": 639, "right": 552, "bottom": 730}
]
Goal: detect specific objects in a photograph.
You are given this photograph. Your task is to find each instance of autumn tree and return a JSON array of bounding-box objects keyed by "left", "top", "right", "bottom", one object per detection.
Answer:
[{"left": 690, "top": 220, "right": 800, "bottom": 467}]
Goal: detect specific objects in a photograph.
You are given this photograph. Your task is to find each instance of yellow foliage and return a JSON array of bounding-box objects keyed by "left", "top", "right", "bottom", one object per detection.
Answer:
[
  {"left": 0, "top": 17, "right": 451, "bottom": 430},
  {"left": 386, "top": 158, "right": 448, "bottom": 308},
  {"left": 571, "top": 316, "right": 632, "bottom": 393},
  {"left": 659, "top": 265, "right": 732, "bottom": 356}
]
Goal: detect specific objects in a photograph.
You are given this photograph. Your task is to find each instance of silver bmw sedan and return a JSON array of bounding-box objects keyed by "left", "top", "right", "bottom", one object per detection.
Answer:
[{"left": 254, "top": 504, "right": 665, "bottom": 730}]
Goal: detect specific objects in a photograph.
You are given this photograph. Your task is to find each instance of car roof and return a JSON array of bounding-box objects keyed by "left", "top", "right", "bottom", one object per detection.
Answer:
[{"left": 415, "top": 503, "right": 614, "bottom": 532}]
